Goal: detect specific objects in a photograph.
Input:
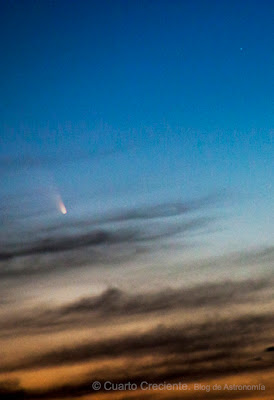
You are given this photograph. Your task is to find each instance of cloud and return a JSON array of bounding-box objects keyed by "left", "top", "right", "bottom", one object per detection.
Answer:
[
  {"left": 63, "top": 193, "right": 220, "bottom": 226},
  {"left": 0, "top": 229, "right": 135, "bottom": 260},
  {"left": 1, "top": 277, "right": 272, "bottom": 336},
  {"left": 1, "top": 311, "right": 273, "bottom": 375},
  {"left": 0, "top": 195, "right": 220, "bottom": 278},
  {"left": 0, "top": 321, "right": 273, "bottom": 400},
  {"left": 0, "top": 214, "right": 210, "bottom": 262},
  {"left": 0, "top": 191, "right": 272, "bottom": 400},
  {"left": 2, "top": 191, "right": 220, "bottom": 232},
  {"left": 0, "top": 377, "right": 270, "bottom": 400},
  {"left": 0, "top": 380, "right": 27, "bottom": 400}
]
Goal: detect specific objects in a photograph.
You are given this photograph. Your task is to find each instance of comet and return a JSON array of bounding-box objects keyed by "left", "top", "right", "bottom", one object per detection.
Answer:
[{"left": 57, "top": 194, "right": 67, "bottom": 215}]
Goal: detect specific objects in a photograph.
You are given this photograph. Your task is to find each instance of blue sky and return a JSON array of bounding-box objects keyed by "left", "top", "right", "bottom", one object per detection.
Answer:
[
  {"left": 0, "top": 2, "right": 274, "bottom": 399},
  {"left": 0, "top": 0, "right": 273, "bottom": 250}
]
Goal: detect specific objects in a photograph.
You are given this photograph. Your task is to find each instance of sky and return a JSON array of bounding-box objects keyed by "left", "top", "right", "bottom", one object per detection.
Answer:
[{"left": 0, "top": 1, "right": 273, "bottom": 399}]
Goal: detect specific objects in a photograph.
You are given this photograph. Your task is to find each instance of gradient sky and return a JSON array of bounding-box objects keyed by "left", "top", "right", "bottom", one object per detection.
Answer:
[
  {"left": 1, "top": 0, "right": 273, "bottom": 249},
  {"left": 0, "top": 1, "right": 273, "bottom": 399}
]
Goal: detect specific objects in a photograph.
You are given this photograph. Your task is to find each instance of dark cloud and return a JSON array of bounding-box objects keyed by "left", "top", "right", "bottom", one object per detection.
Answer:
[
  {"left": 1, "top": 312, "right": 273, "bottom": 374},
  {"left": 0, "top": 214, "right": 209, "bottom": 263},
  {"left": 0, "top": 339, "right": 272, "bottom": 400},
  {"left": 0, "top": 195, "right": 219, "bottom": 278},
  {"left": 1, "top": 278, "right": 272, "bottom": 336},
  {"left": 231, "top": 246, "right": 274, "bottom": 266},
  {"left": 0, "top": 381, "right": 266, "bottom": 400},
  {"left": 55, "top": 193, "right": 221, "bottom": 228},
  {"left": 4, "top": 192, "right": 219, "bottom": 235},
  {"left": 0, "top": 191, "right": 272, "bottom": 400},
  {"left": 183, "top": 245, "right": 274, "bottom": 274},
  {"left": 0, "top": 380, "right": 27, "bottom": 400},
  {"left": 0, "top": 229, "right": 135, "bottom": 260},
  {"left": 0, "top": 305, "right": 273, "bottom": 400}
]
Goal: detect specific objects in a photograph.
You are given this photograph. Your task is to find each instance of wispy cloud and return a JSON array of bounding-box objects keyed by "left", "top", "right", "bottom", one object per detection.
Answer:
[
  {"left": 1, "top": 277, "right": 273, "bottom": 336},
  {"left": 0, "top": 195, "right": 220, "bottom": 279},
  {"left": 1, "top": 311, "right": 273, "bottom": 374},
  {"left": 0, "top": 311, "right": 273, "bottom": 399}
]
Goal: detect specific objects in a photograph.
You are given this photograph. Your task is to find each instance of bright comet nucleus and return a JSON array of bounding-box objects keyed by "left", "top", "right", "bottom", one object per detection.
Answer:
[
  {"left": 60, "top": 201, "right": 67, "bottom": 215},
  {"left": 57, "top": 194, "right": 67, "bottom": 215}
]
